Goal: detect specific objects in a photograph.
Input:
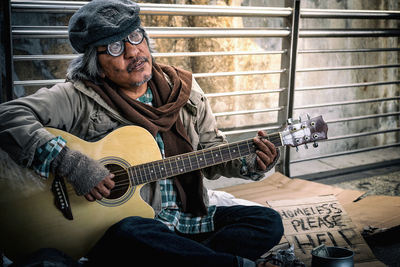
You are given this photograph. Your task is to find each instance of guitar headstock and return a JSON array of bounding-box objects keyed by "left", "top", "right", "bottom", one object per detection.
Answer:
[{"left": 281, "top": 115, "right": 328, "bottom": 149}]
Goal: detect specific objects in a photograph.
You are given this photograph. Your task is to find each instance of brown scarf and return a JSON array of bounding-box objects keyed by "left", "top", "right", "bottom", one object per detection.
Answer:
[{"left": 85, "top": 62, "right": 207, "bottom": 216}]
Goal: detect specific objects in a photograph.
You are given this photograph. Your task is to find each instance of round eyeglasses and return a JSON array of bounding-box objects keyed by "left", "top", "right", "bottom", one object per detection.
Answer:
[{"left": 97, "top": 28, "right": 145, "bottom": 57}]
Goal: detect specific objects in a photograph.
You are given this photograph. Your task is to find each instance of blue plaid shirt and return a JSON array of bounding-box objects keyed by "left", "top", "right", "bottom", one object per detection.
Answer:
[
  {"left": 136, "top": 88, "right": 216, "bottom": 234},
  {"left": 32, "top": 136, "right": 66, "bottom": 178}
]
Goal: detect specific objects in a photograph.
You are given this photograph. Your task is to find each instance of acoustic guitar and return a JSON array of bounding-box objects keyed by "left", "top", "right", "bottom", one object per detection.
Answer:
[{"left": 0, "top": 115, "right": 327, "bottom": 260}]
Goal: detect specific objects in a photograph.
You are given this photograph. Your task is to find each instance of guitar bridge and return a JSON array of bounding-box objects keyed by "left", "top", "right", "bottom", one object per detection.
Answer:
[{"left": 52, "top": 175, "right": 73, "bottom": 220}]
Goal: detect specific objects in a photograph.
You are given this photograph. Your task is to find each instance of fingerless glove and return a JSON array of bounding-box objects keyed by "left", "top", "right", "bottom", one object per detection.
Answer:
[{"left": 51, "top": 147, "right": 110, "bottom": 195}]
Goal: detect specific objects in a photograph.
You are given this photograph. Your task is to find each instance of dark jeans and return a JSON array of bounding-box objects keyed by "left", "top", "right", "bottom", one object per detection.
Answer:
[
  {"left": 11, "top": 205, "right": 283, "bottom": 267},
  {"left": 87, "top": 205, "right": 283, "bottom": 267}
]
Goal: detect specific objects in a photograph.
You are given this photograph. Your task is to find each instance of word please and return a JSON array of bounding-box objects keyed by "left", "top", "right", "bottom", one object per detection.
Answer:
[{"left": 290, "top": 214, "right": 346, "bottom": 232}]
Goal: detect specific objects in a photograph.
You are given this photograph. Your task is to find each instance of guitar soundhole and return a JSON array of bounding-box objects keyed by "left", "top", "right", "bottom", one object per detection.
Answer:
[{"left": 106, "top": 164, "right": 130, "bottom": 199}]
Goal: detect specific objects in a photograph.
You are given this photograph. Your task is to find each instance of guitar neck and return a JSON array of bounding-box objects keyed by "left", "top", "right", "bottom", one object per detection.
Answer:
[{"left": 127, "top": 132, "right": 282, "bottom": 186}]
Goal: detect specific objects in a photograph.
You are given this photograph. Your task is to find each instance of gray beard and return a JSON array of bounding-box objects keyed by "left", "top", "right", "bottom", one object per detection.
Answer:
[{"left": 132, "top": 73, "right": 152, "bottom": 87}]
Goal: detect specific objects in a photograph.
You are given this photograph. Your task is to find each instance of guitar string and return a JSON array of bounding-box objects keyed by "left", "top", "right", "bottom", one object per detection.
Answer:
[
  {"left": 65, "top": 154, "right": 273, "bottom": 194},
  {"left": 65, "top": 124, "right": 325, "bottom": 195},
  {"left": 108, "top": 136, "right": 282, "bottom": 190},
  {"left": 65, "top": 145, "right": 272, "bottom": 194},
  {"left": 105, "top": 135, "right": 283, "bottom": 177},
  {"left": 136, "top": 142, "right": 279, "bottom": 189},
  {"left": 65, "top": 135, "right": 284, "bottom": 194}
]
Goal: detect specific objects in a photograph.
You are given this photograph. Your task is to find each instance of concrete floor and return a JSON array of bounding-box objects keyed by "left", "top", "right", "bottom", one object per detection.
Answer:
[{"left": 322, "top": 169, "right": 400, "bottom": 196}]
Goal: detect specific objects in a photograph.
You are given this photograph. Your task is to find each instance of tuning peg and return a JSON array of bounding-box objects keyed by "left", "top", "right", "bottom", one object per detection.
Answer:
[
  {"left": 298, "top": 116, "right": 302, "bottom": 122},
  {"left": 313, "top": 142, "right": 319, "bottom": 148},
  {"left": 295, "top": 146, "right": 299, "bottom": 152},
  {"left": 304, "top": 143, "right": 308, "bottom": 149},
  {"left": 287, "top": 118, "right": 293, "bottom": 125},
  {"left": 307, "top": 113, "right": 311, "bottom": 120}
]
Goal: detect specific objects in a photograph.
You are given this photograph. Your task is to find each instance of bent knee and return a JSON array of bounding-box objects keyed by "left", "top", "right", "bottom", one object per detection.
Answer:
[
  {"left": 256, "top": 207, "right": 284, "bottom": 241},
  {"left": 268, "top": 208, "right": 284, "bottom": 242},
  {"left": 109, "top": 216, "right": 162, "bottom": 234}
]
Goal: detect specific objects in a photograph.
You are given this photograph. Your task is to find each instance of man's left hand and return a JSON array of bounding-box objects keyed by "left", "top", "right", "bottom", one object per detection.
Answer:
[{"left": 252, "top": 130, "right": 277, "bottom": 170}]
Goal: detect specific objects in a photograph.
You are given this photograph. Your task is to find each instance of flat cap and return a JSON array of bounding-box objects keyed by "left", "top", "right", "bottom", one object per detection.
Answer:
[{"left": 68, "top": 0, "right": 141, "bottom": 53}]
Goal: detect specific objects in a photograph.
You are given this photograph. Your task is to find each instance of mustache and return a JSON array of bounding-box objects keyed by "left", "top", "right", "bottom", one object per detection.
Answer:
[{"left": 127, "top": 56, "right": 149, "bottom": 73}]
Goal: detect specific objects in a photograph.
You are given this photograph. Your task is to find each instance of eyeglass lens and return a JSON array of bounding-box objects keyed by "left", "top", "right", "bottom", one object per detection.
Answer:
[{"left": 107, "top": 29, "right": 144, "bottom": 56}]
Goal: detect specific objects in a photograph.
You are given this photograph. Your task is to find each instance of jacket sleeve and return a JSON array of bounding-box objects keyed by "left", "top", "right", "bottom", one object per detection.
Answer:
[{"left": 0, "top": 82, "right": 80, "bottom": 167}]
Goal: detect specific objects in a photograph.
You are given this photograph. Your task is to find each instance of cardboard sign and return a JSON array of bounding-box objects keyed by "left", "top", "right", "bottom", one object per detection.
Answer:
[{"left": 267, "top": 195, "right": 376, "bottom": 266}]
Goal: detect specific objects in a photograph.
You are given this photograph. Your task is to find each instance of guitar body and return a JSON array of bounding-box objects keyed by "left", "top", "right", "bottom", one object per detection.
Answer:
[{"left": 0, "top": 126, "right": 158, "bottom": 260}]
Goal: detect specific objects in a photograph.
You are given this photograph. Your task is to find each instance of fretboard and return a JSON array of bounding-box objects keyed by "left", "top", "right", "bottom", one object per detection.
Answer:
[{"left": 127, "top": 132, "right": 282, "bottom": 186}]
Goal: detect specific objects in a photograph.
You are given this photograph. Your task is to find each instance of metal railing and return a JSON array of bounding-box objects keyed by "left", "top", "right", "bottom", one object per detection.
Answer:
[
  {"left": 288, "top": 3, "right": 400, "bottom": 177},
  {"left": 3, "top": 0, "right": 400, "bottom": 178}
]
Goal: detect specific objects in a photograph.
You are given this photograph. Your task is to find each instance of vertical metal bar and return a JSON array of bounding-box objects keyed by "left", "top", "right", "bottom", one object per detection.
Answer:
[
  {"left": 1, "top": 0, "right": 14, "bottom": 102},
  {"left": 278, "top": 0, "right": 301, "bottom": 176}
]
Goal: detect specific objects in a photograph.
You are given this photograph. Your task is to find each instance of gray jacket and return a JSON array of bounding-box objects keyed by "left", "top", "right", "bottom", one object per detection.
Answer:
[{"left": 0, "top": 78, "right": 273, "bottom": 214}]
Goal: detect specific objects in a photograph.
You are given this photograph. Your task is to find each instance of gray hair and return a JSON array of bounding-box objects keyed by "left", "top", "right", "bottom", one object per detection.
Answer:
[{"left": 67, "top": 28, "right": 155, "bottom": 83}]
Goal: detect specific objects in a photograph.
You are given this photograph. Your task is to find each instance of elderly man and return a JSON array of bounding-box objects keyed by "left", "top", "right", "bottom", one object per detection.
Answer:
[{"left": 0, "top": 0, "right": 284, "bottom": 266}]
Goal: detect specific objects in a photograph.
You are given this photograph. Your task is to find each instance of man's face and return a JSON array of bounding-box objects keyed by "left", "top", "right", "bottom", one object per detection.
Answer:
[{"left": 97, "top": 37, "right": 152, "bottom": 90}]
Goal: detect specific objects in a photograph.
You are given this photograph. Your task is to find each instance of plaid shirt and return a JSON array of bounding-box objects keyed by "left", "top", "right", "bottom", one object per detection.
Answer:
[
  {"left": 32, "top": 136, "right": 66, "bottom": 178},
  {"left": 137, "top": 88, "right": 216, "bottom": 234}
]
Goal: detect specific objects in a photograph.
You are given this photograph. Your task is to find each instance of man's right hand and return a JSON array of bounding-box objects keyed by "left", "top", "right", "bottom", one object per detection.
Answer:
[
  {"left": 84, "top": 173, "right": 115, "bottom": 201},
  {"left": 52, "top": 147, "right": 113, "bottom": 197}
]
